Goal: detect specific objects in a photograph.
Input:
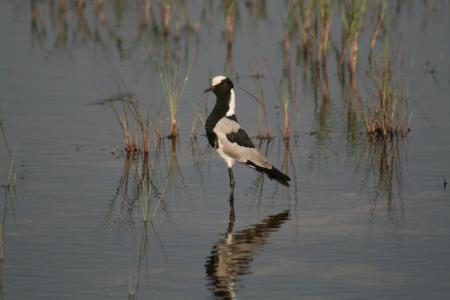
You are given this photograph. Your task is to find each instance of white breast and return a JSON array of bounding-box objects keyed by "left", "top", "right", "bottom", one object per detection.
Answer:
[{"left": 216, "top": 145, "right": 235, "bottom": 168}]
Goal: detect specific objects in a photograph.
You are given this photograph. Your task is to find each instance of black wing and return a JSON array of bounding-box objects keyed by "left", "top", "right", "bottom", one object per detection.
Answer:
[
  {"left": 206, "top": 128, "right": 219, "bottom": 148},
  {"left": 226, "top": 129, "right": 255, "bottom": 148}
]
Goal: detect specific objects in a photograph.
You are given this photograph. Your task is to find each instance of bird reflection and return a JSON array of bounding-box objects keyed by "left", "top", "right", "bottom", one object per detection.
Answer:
[{"left": 205, "top": 196, "right": 289, "bottom": 299}]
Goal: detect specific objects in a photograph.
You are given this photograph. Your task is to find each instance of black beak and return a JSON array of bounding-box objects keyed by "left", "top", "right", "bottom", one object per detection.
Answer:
[{"left": 204, "top": 86, "right": 214, "bottom": 93}]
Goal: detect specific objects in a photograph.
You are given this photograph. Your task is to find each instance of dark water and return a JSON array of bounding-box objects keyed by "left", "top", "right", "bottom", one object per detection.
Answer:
[{"left": 0, "top": 1, "right": 449, "bottom": 299}]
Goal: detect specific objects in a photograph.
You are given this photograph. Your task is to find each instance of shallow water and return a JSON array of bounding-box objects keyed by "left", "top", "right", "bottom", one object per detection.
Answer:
[{"left": 0, "top": 1, "right": 449, "bottom": 299}]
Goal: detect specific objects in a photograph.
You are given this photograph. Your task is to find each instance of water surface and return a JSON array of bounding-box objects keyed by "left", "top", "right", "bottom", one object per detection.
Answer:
[{"left": 0, "top": 1, "right": 449, "bottom": 299}]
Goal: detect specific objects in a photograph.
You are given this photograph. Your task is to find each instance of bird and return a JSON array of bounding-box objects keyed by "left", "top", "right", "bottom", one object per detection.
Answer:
[{"left": 204, "top": 75, "right": 291, "bottom": 189}]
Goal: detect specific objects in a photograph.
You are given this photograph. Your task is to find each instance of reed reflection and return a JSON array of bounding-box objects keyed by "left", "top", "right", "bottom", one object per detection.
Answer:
[
  {"left": 0, "top": 110, "right": 17, "bottom": 300},
  {"left": 205, "top": 200, "right": 289, "bottom": 300},
  {"left": 364, "top": 136, "right": 406, "bottom": 226},
  {"left": 28, "top": 0, "right": 201, "bottom": 63},
  {"left": 105, "top": 139, "right": 187, "bottom": 228},
  {"left": 127, "top": 220, "right": 166, "bottom": 300}
]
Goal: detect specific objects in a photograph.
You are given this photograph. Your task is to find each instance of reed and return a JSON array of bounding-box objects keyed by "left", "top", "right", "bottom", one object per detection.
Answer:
[
  {"left": 159, "top": 63, "right": 191, "bottom": 139},
  {"left": 109, "top": 93, "right": 137, "bottom": 154},
  {"left": 189, "top": 103, "right": 206, "bottom": 140},
  {"left": 364, "top": 42, "right": 411, "bottom": 141},
  {"left": 108, "top": 81, "right": 154, "bottom": 154},
  {"left": 239, "top": 73, "right": 271, "bottom": 140},
  {"left": 127, "top": 96, "right": 151, "bottom": 154},
  {"left": 264, "top": 59, "right": 294, "bottom": 140},
  {"left": 253, "top": 74, "right": 271, "bottom": 140}
]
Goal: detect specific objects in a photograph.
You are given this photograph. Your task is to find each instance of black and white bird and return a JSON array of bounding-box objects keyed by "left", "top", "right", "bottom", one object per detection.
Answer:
[{"left": 204, "top": 75, "right": 291, "bottom": 189}]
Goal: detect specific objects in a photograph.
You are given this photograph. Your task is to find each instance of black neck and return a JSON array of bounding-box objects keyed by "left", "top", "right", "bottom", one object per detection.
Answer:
[{"left": 206, "top": 90, "right": 231, "bottom": 129}]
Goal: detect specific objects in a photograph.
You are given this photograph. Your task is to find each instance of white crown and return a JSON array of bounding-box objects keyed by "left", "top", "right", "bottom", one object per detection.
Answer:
[{"left": 212, "top": 75, "right": 226, "bottom": 86}]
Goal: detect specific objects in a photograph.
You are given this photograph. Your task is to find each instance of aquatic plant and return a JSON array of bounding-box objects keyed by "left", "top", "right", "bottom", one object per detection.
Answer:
[
  {"left": 253, "top": 74, "right": 272, "bottom": 140},
  {"left": 239, "top": 71, "right": 272, "bottom": 140},
  {"left": 264, "top": 58, "right": 296, "bottom": 140},
  {"left": 364, "top": 42, "right": 411, "bottom": 140},
  {"left": 109, "top": 92, "right": 139, "bottom": 154},
  {"left": 189, "top": 101, "right": 206, "bottom": 140},
  {"left": 128, "top": 97, "right": 151, "bottom": 154},
  {"left": 159, "top": 63, "right": 191, "bottom": 139},
  {"left": 107, "top": 81, "right": 157, "bottom": 154}
]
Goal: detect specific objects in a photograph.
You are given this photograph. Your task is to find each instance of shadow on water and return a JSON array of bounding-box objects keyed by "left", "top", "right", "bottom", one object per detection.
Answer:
[{"left": 205, "top": 191, "right": 289, "bottom": 299}]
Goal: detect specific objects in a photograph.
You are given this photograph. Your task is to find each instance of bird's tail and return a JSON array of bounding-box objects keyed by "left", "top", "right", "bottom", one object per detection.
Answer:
[
  {"left": 248, "top": 161, "right": 291, "bottom": 186},
  {"left": 265, "top": 166, "right": 291, "bottom": 187}
]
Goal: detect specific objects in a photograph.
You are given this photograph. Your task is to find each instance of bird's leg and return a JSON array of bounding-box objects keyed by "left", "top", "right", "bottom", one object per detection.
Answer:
[
  {"left": 228, "top": 189, "right": 235, "bottom": 227},
  {"left": 228, "top": 167, "right": 235, "bottom": 189}
]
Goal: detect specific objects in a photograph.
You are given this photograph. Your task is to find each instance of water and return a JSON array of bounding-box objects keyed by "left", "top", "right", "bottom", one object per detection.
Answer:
[{"left": 0, "top": 1, "right": 449, "bottom": 299}]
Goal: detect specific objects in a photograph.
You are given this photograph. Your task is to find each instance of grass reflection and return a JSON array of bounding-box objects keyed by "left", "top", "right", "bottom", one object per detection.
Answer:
[
  {"left": 127, "top": 221, "right": 166, "bottom": 300},
  {"left": 0, "top": 106, "right": 18, "bottom": 300},
  {"left": 352, "top": 133, "right": 407, "bottom": 228},
  {"left": 105, "top": 141, "right": 187, "bottom": 228},
  {"left": 29, "top": 0, "right": 201, "bottom": 62}
]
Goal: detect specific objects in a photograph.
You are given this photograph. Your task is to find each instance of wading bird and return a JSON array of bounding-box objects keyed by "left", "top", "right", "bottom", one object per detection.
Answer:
[{"left": 204, "top": 75, "right": 290, "bottom": 190}]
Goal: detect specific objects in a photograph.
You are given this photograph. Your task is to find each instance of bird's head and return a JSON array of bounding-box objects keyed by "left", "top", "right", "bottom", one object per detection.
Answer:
[{"left": 204, "top": 75, "right": 234, "bottom": 95}]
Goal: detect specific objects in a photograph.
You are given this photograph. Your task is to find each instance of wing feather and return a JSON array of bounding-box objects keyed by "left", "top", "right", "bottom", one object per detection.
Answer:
[{"left": 213, "top": 118, "right": 271, "bottom": 169}]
